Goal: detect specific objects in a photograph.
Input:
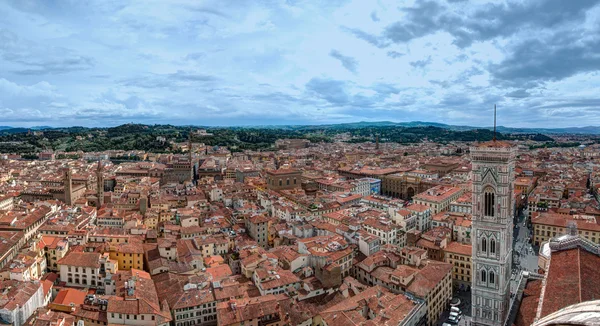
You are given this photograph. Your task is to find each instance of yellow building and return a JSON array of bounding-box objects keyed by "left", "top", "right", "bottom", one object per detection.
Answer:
[
  {"left": 444, "top": 241, "right": 472, "bottom": 290},
  {"left": 143, "top": 214, "right": 159, "bottom": 229},
  {"left": 514, "top": 177, "right": 537, "bottom": 196},
  {"left": 532, "top": 213, "right": 600, "bottom": 246},
  {"left": 108, "top": 242, "right": 144, "bottom": 270}
]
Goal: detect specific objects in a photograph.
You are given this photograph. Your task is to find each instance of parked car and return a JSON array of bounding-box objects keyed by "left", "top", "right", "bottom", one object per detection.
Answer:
[{"left": 450, "top": 311, "right": 462, "bottom": 320}]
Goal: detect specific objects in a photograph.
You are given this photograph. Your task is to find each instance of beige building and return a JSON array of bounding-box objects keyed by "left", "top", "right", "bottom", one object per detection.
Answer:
[
  {"left": 532, "top": 213, "right": 600, "bottom": 246},
  {"left": 40, "top": 236, "right": 69, "bottom": 272},
  {"left": 245, "top": 214, "right": 271, "bottom": 248},
  {"left": 58, "top": 252, "right": 102, "bottom": 288},
  {"left": 405, "top": 261, "right": 453, "bottom": 326},
  {"left": 413, "top": 185, "right": 464, "bottom": 215}
]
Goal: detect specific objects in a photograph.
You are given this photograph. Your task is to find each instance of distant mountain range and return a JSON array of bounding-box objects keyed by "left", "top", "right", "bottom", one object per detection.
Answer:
[
  {"left": 1, "top": 122, "right": 600, "bottom": 134},
  {"left": 306, "top": 121, "right": 600, "bottom": 134},
  {"left": 0, "top": 126, "right": 52, "bottom": 131}
]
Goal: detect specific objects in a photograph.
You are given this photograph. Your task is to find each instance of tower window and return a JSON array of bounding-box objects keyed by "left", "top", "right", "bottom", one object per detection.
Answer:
[
  {"left": 484, "top": 189, "right": 495, "bottom": 217},
  {"left": 481, "top": 270, "right": 487, "bottom": 283},
  {"left": 481, "top": 237, "right": 487, "bottom": 253},
  {"left": 490, "top": 238, "right": 496, "bottom": 254},
  {"left": 489, "top": 271, "right": 495, "bottom": 284}
]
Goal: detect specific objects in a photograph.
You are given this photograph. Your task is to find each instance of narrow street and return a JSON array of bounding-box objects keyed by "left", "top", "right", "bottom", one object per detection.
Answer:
[{"left": 512, "top": 208, "right": 538, "bottom": 273}]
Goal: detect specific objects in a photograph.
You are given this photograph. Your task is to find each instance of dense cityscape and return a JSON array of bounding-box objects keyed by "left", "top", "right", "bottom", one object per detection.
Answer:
[{"left": 0, "top": 129, "right": 599, "bottom": 326}]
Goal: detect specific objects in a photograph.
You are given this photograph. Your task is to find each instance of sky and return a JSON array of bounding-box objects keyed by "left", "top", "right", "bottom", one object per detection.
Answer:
[{"left": 1, "top": 0, "right": 600, "bottom": 128}]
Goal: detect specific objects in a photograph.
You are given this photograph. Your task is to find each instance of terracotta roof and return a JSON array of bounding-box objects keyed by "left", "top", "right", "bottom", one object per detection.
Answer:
[
  {"left": 52, "top": 288, "right": 87, "bottom": 306},
  {"left": 514, "top": 280, "right": 542, "bottom": 326},
  {"left": 445, "top": 241, "right": 472, "bottom": 256},
  {"left": 58, "top": 252, "right": 100, "bottom": 268},
  {"left": 0, "top": 280, "right": 42, "bottom": 310},
  {"left": 216, "top": 294, "right": 284, "bottom": 325},
  {"left": 540, "top": 248, "right": 600, "bottom": 318},
  {"left": 320, "top": 285, "right": 419, "bottom": 326},
  {"left": 406, "top": 261, "right": 452, "bottom": 298}
]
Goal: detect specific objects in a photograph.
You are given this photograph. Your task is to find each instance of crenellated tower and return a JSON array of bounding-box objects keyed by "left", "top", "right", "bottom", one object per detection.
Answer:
[{"left": 63, "top": 167, "right": 73, "bottom": 206}]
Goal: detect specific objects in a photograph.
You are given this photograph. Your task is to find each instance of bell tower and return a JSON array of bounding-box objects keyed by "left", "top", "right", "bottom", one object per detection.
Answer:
[
  {"left": 63, "top": 168, "right": 73, "bottom": 206},
  {"left": 188, "top": 129, "right": 194, "bottom": 181},
  {"left": 470, "top": 106, "right": 515, "bottom": 325},
  {"left": 96, "top": 160, "right": 104, "bottom": 207}
]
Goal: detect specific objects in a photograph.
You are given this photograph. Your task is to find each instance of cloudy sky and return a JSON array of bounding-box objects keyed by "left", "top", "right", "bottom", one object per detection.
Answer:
[{"left": 1, "top": 0, "right": 600, "bottom": 128}]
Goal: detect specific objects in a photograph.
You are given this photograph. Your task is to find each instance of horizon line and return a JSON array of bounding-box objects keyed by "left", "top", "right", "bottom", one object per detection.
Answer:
[{"left": 3, "top": 120, "right": 600, "bottom": 130}]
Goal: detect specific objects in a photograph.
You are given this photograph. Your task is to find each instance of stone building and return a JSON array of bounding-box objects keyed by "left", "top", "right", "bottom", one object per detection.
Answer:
[{"left": 265, "top": 168, "right": 302, "bottom": 191}]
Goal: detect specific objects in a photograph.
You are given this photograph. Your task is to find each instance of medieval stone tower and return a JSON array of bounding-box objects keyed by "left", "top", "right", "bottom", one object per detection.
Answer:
[
  {"left": 96, "top": 160, "right": 104, "bottom": 207},
  {"left": 63, "top": 167, "right": 73, "bottom": 206}
]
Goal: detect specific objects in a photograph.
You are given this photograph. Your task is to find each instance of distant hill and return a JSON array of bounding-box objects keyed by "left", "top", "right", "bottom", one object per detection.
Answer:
[
  {"left": 314, "top": 121, "right": 600, "bottom": 134},
  {"left": 1, "top": 121, "right": 600, "bottom": 134}
]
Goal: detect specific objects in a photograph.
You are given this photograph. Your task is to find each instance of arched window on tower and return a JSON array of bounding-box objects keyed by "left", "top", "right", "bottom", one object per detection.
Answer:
[
  {"left": 484, "top": 187, "right": 495, "bottom": 217},
  {"left": 489, "top": 271, "right": 495, "bottom": 284},
  {"left": 481, "top": 237, "right": 487, "bottom": 253},
  {"left": 490, "top": 238, "right": 496, "bottom": 255},
  {"left": 481, "top": 270, "right": 487, "bottom": 283}
]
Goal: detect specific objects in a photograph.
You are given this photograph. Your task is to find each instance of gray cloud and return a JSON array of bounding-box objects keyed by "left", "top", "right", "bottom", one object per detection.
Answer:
[
  {"left": 506, "top": 89, "right": 530, "bottom": 98},
  {"left": 305, "top": 77, "right": 349, "bottom": 105},
  {"left": 440, "top": 93, "right": 473, "bottom": 107},
  {"left": 370, "top": 11, "right": 380, "bottom": 22},
  {"left": 329, "top": 49, "right": 358, "bottom": 73},
  {"left": 410, "top": 56, "right": 432, "bottom": 69},
  {"left": 387, "top": 51, "right": 404, "bottom": 59},
  {"left": 341, "top": 27, "right": 391, "bottom": 48},
  {"left": 381, "top": 0, "right": 600, "bottom": 48},
  {"left": 490, "top": 32, "right": 600, "bottom": 87},
  {"left": 184, "top": 6, "right": 229, "bottom": 19},
  {"left": 0, "top": 29, "right": 95, "bottom": 75},
  {"left": 532, "top": 99, "right": 600, "bottom": 110},
  {"left": 304, "top": 77, "right": 405, "bottom": 109},
  {"left": 383, "top": 1, "right": 447, "bottom": 43},
  {"left": 120, "top": 71, "right": 218, "bottom": 89}
]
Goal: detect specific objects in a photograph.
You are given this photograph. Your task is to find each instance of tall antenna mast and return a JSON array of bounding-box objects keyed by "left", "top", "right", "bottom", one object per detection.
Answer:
[{"left": 493, "top": 104, "right": 497, "bottom": 141}]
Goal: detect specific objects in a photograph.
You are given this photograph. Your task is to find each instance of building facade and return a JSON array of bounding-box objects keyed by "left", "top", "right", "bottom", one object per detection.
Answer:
[
  {"left": 470, "top": 141, "right": 516, "bottom": 326},
  {"left": 265, "top": 169, "right": 302, "bottom": 191}
]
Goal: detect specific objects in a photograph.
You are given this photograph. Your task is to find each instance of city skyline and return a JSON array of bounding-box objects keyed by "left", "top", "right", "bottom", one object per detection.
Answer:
[{"left": 2, "top": 0, "right": 600, "bottom": 128}]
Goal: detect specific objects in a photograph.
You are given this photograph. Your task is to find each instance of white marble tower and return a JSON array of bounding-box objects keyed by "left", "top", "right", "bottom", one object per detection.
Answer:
[{"left": 470, "top": 134, "right": 516, "bottom": 325}]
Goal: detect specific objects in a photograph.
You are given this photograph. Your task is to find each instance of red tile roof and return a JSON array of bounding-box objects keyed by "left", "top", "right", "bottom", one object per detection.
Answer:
[
  {"left": 514, "top": 280, "right": 542, "bottom": 326},
  {"left": 540, "top": 248, "right": 600, "bottom": 318},
  {"left": 52, "top": 288, "right": 87, "bottom": 306},
  {"left": 58, "top": 252, "right": 100, "bottom": 268},
  {"left": 445, "top": 241, "right": 472, "bottom": 256}
]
